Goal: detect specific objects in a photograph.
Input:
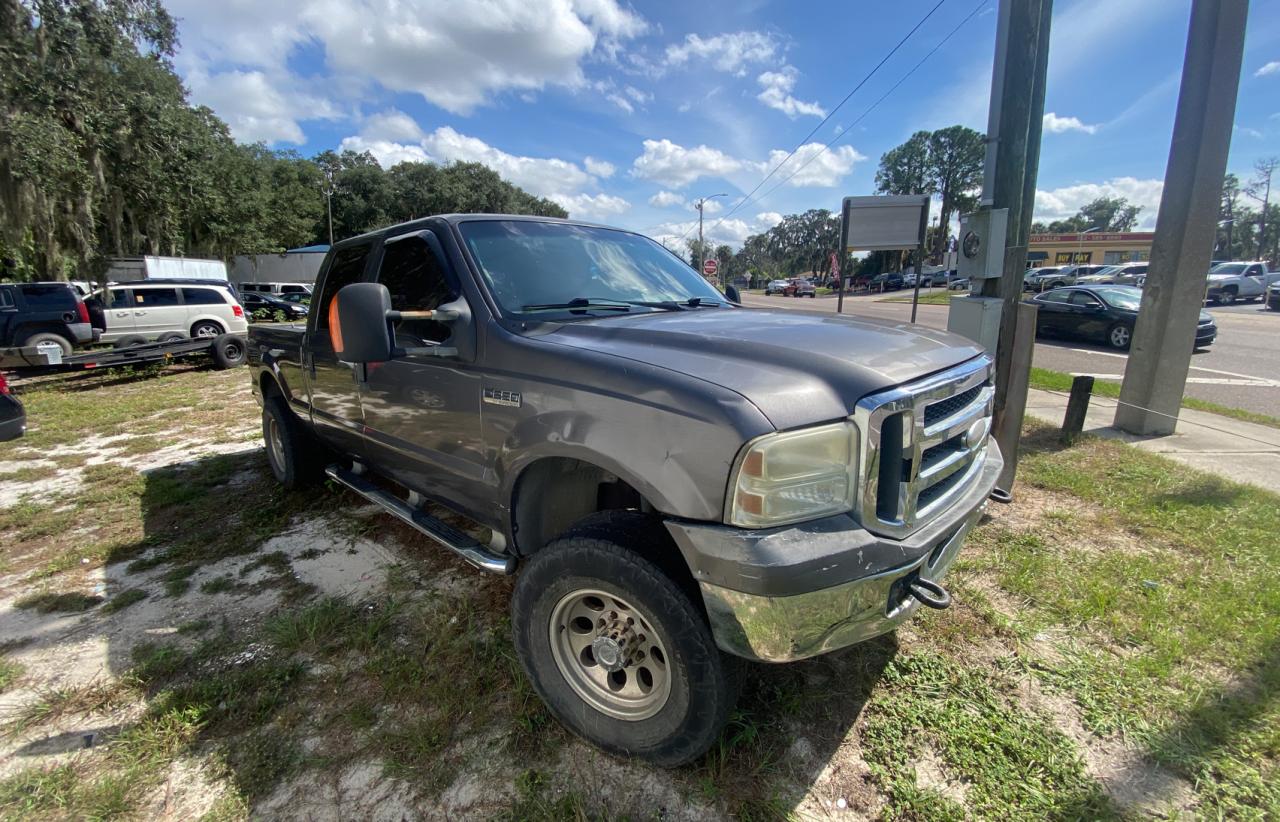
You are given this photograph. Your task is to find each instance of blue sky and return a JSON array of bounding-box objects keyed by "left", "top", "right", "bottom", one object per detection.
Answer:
[{"left": 168, "top": 0, "right": 1280, "bottom": 248}]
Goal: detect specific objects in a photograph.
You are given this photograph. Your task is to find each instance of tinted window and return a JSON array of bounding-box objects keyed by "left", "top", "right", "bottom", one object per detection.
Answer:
[
  {"left": 376, "top": 237, "right": 456, "bottom": 344},
  {"left": 0, "top": 288, "right": 13, "bottom": 308},
  {"left": 1035, "top": 290, "right": 1071, "bottom": 304},
  {"left": 317, "top": 246, "right": 370, "bottom": 323},
  {"left": 182, "top": 287, "right": 225, "bottom": 305},
  {"left": 1068, "top": 291, "right": 1101, "bottom": 306},
  {"left": 18, "top": 284, "right": 77, "bottom": 309},
  {"left": 133, "top": 288, "right": 179, "bottom": 307},
  {"left": 280, "top": 284, "right": 308, "bottom": 294},
  {"left": 108, "top": 289, "right": 130, "bottom": 308}
]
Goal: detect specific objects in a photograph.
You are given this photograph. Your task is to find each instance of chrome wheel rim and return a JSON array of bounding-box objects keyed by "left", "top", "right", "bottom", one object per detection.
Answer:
[
  {"left": 549, "top": 588, "right": 671, "bottom": 721},
  {"left": 195, "top": 324, "right": 219, "bottom": 338},
  {"left": 265, "top": 416, "right": 285, "bottom": 473},
  {"left": 1111, "top": 326, "right": 1130, "bottom": 348}
]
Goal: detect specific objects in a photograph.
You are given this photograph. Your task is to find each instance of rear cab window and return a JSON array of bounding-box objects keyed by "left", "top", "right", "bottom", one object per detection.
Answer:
[{"left": 314, "top": 245, "right": 372, "bottom": 332}]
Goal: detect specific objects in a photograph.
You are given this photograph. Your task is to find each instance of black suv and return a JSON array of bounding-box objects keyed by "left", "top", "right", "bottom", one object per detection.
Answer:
[{"left": 0, "top": 282, "right": 94, "bottom": 357}]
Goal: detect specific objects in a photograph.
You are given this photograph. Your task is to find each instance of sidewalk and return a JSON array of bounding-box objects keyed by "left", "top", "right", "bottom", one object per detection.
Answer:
[{"left": 1022, "top": 388, "right": 1280, "bottom": 495}]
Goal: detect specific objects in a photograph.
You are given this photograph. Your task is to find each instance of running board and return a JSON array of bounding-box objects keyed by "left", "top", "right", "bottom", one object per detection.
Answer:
[{"left": 325, "top": 465, "right": 515, "bottom": 574}]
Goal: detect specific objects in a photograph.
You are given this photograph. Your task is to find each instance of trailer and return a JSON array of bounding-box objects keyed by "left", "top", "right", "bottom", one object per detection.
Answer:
[{"left": 0, "top": 333, "right": 246, "bottom": 373}]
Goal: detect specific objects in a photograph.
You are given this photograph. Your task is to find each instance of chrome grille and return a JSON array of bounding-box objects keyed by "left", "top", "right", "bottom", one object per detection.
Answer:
[{"left": 852, "top": 357, "right": 993, "bottom": 538}]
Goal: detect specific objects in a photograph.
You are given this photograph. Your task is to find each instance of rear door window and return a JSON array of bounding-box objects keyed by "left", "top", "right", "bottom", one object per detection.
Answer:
[
  {"left": 18, "top": 284, "right": 76, "bottom": 309},
  {"left": 133, "top": 288, "right": 179, "bottom": 306},
  {"left": 316, "top": 246, "right": 371, "bottom": 327},
  {"left": 108, "top": 289, "right": 131, "bottom": 308},
  {"left": 1036, "top": 290, "right": 1071, "bottom": 304},
  {"left": 0, "top": 287, "right": 13, "bottom": 309},
  {"left": 1068, "top": 291, "right": 1102, "bottom": 307},
  {"left": 182, "top": 287, "right": 226, "bottom": 305}
]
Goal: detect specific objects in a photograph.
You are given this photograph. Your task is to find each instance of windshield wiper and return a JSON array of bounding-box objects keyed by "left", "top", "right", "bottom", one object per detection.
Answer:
[{"left": 522, "top": 298, "right": 632, "bottom": 312}]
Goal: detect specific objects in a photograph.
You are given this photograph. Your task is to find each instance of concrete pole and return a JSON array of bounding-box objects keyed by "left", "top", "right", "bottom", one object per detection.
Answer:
[
  {"left": 697, "top": 201, "right": 705, "bottom": 272},
  {"left": 1115, "top": 0, "right": 1249, "bottom": 436}
]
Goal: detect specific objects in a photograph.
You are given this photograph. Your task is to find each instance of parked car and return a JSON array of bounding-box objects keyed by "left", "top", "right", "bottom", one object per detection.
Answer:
[
  {"left": 903, "top": 271, "right": 941, "bottom": 288},
  {"left": 870, "top": 272, "right": 905, "bottom": 291},
  {"left": 948, "top": 277, "right": 971, "bottom": 291},
  {"left": 0, "top": 370, "right": 23, "bottom": 441},
  {"left": 0, "top": 281, "right": 94, "bottom": 357},
  {"left": 1029, "top": 284, "right": 1215, "bottom": 350},
  {"left": 1204, "top": 261, "right": 1276, "bottom": 305},
  {"left": 764, "top": 279, "right": 790, "bottom": 295},
  {"left": 1267, "top": 282, "right": 1280, "bottom": 311},
  {"left": 1076, "top": 262, "right": 1148, "bottom": 286},
  {"left": 249, "top": 214, "right": 1000, "bottom": 766},
  {"left": 90, "top": 280, "right": 248, "bottom": 345},
  {"left": 242, "top": 292, "right": 309, "bottom": 320},
  {"left": 240, "top": 282, "right": 313, "bottom": 297},
  {"left": 782, "top": 278, "right": 816, "bottom": 297},
  {"left": 1022, "top": 266, "right": 1064, "bottom": 291},
  {"left": 277, "top": 292, "right": 312, "bottom": 305}
]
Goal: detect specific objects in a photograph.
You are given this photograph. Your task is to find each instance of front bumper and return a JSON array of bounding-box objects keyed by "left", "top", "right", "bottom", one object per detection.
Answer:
[
  {"left": 666, "top": 439, "right": 1002, "bottom": 662},
  {"left": 1195, "top": 325, "right": 1217, "bottom": 346}
]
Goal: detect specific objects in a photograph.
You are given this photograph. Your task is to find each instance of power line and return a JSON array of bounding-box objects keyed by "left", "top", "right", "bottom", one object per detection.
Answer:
[
  {"left": 676, "top": 0, "right": 952, "bottom": 245},
  {"left": 746, "top": 0, "right": 989, "bottom": 211}
]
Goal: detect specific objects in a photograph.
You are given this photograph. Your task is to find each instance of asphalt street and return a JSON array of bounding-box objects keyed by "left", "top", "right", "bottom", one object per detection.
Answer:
[{"left": 740, "top": 289, "right": 1279, "bottom": 418}]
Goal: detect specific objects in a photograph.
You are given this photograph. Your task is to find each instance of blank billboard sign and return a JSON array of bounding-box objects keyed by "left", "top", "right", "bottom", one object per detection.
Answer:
[{"left": 842, "top": 195, "right": 930, "bottom": 251}]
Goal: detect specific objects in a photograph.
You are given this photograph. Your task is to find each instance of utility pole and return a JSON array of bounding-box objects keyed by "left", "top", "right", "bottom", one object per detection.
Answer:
[
  {"left": 1245, "top": 157, "right": 1276, "bottom": 260},
  {"left": 976, "top": 0, "right": 1054, "bottom": 492},
  {"left": 322, "top": 167, "right": 336, "bottom": 246},
  {"left": 694, "top": 194, "right": 727, "bottom": 272},
  {"left": 1116, "top": 0, "right": 1249, "bottom": 435}
]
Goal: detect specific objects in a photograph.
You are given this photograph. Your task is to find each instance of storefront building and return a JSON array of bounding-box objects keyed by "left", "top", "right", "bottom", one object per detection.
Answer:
[{"left": 1027, "top": 232, "right": 1153, "bottom": 267}]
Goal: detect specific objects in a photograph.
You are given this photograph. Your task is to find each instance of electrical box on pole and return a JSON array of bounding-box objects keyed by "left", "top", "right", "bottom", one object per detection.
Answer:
[{"left": 956, "top": 209, "right": 1008, "bottom": 282}]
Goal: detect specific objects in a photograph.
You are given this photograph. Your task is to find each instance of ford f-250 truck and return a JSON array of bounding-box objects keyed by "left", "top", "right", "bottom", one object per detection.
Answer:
[{"left": 247, "top": 214, "right": 1002, "bottom": 766}]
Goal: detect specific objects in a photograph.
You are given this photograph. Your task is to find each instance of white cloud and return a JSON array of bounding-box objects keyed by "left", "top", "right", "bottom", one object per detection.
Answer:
[
  {"left": 173, "top": 0, "right": 649, "bottom": 123},
  {"left": 606, "top": 94, "right": 635, "bottom": 113},
  {"left": 418, "top": 126, "right": 595, "bottom": 195},
  {"left": 552, "top": 192, "right": 631, "bottom": 220},
  {"left": 338, "top": 136, "right": 430, "bottom": 166},
  {"left": 755, "top": 212, "right": 783, "bottom": 229},
  {"left": 623, "top": 85, "right": 653, "bottom": 104},
  {"left": 664, "top": 31, "right": 780, "bottom": 75},
  {"left": 1234, "top": 124, "right": 1264, "bottom": 139},
  {"left": 361, "top": 109, "right": 426, "bottom": 143},
  {"left": 647, "top": 211, "right": 786, "bottom": 250},
  {"left": 756, "top": 67, "right": 824, "bottom": 119},
  {"left": 631, "top": 138, "right": 743, "bottom": 188},
  {"left": 763, "top": 143, "right": 864, "bottom": 187},
  {"left": 584, "top": 157, "right": 616, "bottom": 177},
  {"left": 699, "top": 199, "right": 724, "bottom": 214},
  {"left": 648, "top": 190, "right": 686, "bottom": 208},
  {"left": 185, "top": 69, "right": 339, "bottom": 144},
  {"left": 1254, "top": 60, "right": 1280, "bottom": 77},
  {"left": 1033, "top": 177, "right": 1164, "bottom": 227},
  {"left": 1043, "top": 112, "right": 1098, "bottom": 135}
]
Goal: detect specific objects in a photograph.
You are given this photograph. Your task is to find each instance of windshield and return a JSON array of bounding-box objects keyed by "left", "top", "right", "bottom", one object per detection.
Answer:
[
  {"left": 1209, "top": 263, "right": 1245, "bottom": 275},
  {"left": 459, "top": 220, "right": 726, "bottom": 316},
  {"left": 1094, "top": 286, "right": 1141, "bottom": 310}
]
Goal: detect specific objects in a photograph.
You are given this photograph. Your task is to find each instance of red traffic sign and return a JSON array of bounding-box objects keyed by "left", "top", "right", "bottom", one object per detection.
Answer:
[{"left": 702, "top": 259, "right": 718, "bottom": 275}]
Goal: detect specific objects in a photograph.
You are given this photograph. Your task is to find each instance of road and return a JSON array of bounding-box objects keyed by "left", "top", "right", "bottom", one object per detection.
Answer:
[{"left": 740, "top": 290, "right": 1279, "bottom": 417}]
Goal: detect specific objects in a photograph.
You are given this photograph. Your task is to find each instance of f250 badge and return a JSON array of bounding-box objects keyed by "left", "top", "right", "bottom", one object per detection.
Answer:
[{"left": 483, "top": 388, "right": 522, "bottom": 408}]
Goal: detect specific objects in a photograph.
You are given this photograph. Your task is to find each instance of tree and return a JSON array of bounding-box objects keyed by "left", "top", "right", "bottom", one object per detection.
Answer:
[
  {"left": 1245, "top": 157, "right": 1277, "bottom": 261},
  {"left": 925, "top": 126, "right": 984, "bottom": 259},
  {"left": 1218, "top": 173, "right": 1241, "bottom": 260},
  {"left": 1042, "top": 197, "right": 1143, "bottom": 234},
  {"left": 875, "top": 131, "right": 933, "bottom": 198}
]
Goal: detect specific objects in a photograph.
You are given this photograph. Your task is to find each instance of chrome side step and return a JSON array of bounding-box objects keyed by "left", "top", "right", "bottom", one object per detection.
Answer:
[{"left": 325, "top": 465, "right": 516, "bottom": 574}]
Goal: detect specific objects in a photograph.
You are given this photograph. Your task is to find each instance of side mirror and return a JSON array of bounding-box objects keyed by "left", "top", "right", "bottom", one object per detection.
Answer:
[
  {"left": 330, "top": 282, "right": 463, "bottom": 363},
  {"left": 725, "top": 284, "right": 742, "bottom": 304},
  {"left": 330, "top": 282, "right": 394, "bottom": 363}
]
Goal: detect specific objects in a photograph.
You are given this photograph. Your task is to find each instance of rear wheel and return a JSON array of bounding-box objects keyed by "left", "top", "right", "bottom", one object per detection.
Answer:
[
  {"left": 191, "top": 320, "right": 224, "bottom": 339},
  {"left": 512, "top": 514, "right": 737, "bottom": 767},
  {"left": 21, "top": 331, "right": 72, "bottom": 358},
  {"left": 262, "top": 395, "right": 326, "bottom": 489}
]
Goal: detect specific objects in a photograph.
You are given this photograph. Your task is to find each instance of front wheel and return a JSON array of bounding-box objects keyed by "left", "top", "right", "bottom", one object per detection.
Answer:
[
  {"left": 1108, "top": 322, "right": 1133, "bottom": 350},
  {"left": 512, "top": 514, "right": 737, "bottom": 767},
  {"left": 1218, "top": 288, "right": 1237, "bottom": 305}
]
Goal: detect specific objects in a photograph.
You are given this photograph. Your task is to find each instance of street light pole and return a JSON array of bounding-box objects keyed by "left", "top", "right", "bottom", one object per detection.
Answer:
[
  {"left": 694, "top": 193, "right": 727, "bottom": 274},
  {"left": 1075, "top": 226, "right": 1101, "bottom": 267},
  {"left": 322, "top": 168, "right": 336, "bottom": 246}
]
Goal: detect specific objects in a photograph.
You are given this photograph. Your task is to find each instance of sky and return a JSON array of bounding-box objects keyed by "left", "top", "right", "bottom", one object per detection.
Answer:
[{"left": 166, "top": 0, "right": 1280, "bottom": 249}]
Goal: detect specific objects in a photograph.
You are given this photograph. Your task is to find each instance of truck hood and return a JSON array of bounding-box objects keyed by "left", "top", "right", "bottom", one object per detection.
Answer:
[{"left": 544, "top": 307, "right": 985, "bottom": 430}]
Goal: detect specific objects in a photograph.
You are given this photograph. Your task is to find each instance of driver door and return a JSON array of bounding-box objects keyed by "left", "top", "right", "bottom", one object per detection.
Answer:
[{"left": 357, "top": 232, "right": 488, "bottom": 514}]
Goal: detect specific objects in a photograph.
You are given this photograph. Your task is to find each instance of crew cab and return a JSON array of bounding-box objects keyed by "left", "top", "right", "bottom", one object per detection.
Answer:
[
  {"left": 1204, "top": 261, "right": 1276, "bottom": 304},
  {"left": 247, "top": 214, "right": 1000, "bottom": 766}
]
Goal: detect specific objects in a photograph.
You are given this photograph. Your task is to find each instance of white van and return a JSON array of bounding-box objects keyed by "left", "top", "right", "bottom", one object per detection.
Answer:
[
  {"left": 240, "top": 282, "right": 312, "bottom": 297},
  {"left": 95, "top": 281, "right": 248, "bottom": 344}
]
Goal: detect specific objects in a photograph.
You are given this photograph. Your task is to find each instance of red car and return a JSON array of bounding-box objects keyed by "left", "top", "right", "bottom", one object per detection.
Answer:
[{"left": 782, "top": 278, "right": 816, "bottom": 298}]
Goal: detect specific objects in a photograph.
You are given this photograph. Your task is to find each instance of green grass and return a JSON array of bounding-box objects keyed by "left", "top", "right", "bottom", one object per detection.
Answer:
[
  {"left": 0, "top": 656, "right": 23, "bottom": 693},
  {"left": 960, "top": 423, "right": 1280, "bottom": 816},
  {"left": 881, "top": 290, "right": 954, "bottom": 305},
  {"left": 1028, "top": 366, "right": 1280, "bottom": 429},
  {"left": 101, "top": 588, "right": 147, "bottom": 613},
  {"left": 14, "top": 591, "right": 103, "bottom": 614}
]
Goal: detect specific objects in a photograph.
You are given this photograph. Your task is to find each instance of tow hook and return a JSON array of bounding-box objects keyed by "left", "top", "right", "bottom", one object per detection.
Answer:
[{"left": 908, "top": 577, "right": 951, "bottom": 610}]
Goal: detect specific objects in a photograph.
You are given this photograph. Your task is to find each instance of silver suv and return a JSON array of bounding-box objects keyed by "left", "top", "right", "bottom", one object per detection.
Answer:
[{"left": 94, "top": 281, "right": 248, "bottom": 344}]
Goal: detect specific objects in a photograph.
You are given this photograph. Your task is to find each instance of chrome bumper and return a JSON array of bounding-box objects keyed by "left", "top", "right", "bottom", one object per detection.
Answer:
[{"left": 698, "top": 504, "right": 984, "bottom": 662}]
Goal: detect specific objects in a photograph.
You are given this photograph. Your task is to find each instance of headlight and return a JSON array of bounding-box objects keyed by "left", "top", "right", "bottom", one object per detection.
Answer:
[{"left": 726, "top": 422, "right": 858, "bottom": 528}]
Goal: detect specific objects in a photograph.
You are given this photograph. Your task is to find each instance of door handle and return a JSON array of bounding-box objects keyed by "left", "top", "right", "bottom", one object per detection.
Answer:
[{"left": 134, "top": 311, "right": 147, "bottom": 316}]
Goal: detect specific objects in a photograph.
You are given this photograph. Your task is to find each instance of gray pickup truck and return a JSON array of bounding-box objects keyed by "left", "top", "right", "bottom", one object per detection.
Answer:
[{"left": 247, "top": 214, "right": 1001, "bottom": 766}]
